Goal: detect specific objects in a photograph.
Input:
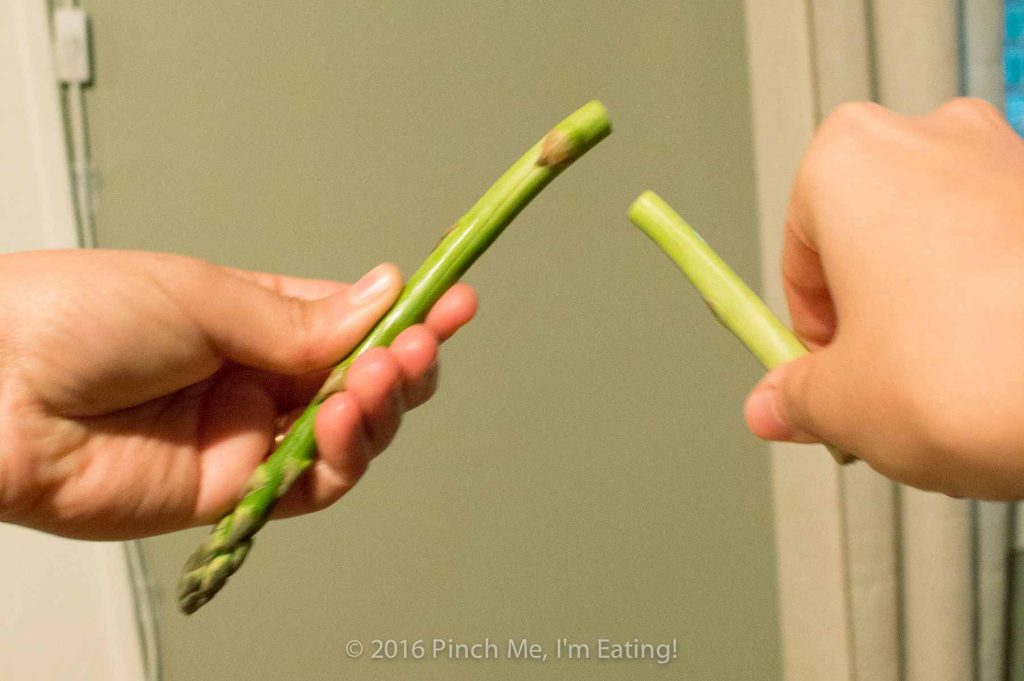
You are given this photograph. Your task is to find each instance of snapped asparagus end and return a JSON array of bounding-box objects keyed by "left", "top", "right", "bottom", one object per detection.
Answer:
[
  {"left": 539, "top": 100, "right": 612, "bottom": 166},
  {"left": 628, "top": 190, "right": 855, "bottom": 466},
  {"left": 627, "top": 190, "right": 661, "bottom": 224}
]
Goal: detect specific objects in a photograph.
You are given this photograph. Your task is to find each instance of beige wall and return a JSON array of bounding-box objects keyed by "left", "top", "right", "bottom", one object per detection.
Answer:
[{"left": 84, "top": 2, "right": 778, "bottom": 679}]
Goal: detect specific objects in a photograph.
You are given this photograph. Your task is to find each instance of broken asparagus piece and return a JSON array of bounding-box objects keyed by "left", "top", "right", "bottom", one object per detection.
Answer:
[
  {"left": 177, "top": 101, "right": 613, "bottom": 614},
  {"left": 627, "top": 190, "right": 854, "bottom": 465}
]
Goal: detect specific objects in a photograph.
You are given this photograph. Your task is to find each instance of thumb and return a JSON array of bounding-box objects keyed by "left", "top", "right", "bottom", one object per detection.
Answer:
[
  {"left": 188, "top": 262, "right": 403, "bottom": 373},
  {"left": 744, "top": 348, "right": 849, "bottom": 446}
]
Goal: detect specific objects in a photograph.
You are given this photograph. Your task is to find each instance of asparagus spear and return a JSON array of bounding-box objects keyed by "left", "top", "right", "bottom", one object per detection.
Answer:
[
  {"left": 627, "top": 190, "right": 854, "bottom": 465},
  {"left": 178, "top": 101, "right": 613, "bottom": 614}
]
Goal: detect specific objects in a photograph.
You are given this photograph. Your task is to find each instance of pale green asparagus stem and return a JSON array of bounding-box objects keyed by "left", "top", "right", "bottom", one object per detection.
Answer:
[
  {"left": 627, "top": 190, "right": 854, "bottom": 466},
  {"left": 178, "top": 101, "right": 613, "bottom": 614}
]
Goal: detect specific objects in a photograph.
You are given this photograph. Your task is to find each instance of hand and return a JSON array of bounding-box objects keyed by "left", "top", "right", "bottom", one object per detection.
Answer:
[
  {"left": 743, "top": 98, "right": 1024, "bottom": 499},
  {"left": 0, "top": 249, "right": 476, "bottom": 538}
]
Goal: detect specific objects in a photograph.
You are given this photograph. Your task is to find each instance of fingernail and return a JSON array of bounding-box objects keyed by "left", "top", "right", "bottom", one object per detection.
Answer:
[
  {"left": 746, "top": 384, "right": 790, "bottom": 440},
  {"left": 348, "top": 264, "right": 394, "bottom": 305}
]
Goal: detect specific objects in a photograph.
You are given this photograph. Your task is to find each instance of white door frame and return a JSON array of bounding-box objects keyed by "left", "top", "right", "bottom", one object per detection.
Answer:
[
  {"left": 744, "top": 3, "right": 860, "bottom": 677},
  {"left": 0, "top": 2, "right": 151, "bottom": 680},
  {"left": 746, "top": 2, "right": 1004, "bottom": 680}
]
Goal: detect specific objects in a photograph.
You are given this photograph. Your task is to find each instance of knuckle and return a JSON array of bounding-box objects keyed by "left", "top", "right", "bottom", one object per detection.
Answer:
[
  {"left": 418, "top": 382, "right": 438, "bottom": 405},
  {"left": 408, "top": 365, "right": 439, "bottom": 408},
  {"left": 283, "top": 297, "right": 322, "bottom": 370},
  {"left": 367, "top": 411, "right": 401, "bottom": 454},
  {"left": 801, "top": 102, "right": 891, "bottom": 190},
  {"left": 152, "top": 251, "right": 209, "bottom": 272},
  {"left": 402, "top": 327, "right": 438, "bottom": 364},
  {"left": 936, "top": 96, "right": 1000, "bottom": 121},
  {"left": 816, "top": 102, "right": 889, "bottom": 146},
  {"left": 316, "top": 461, "right": 367, "bottom": 512},
  {"left": 174, "top": 255, "right": 220, "bottom": 293},
  {"left": 824, "top": 101, "right": 887, "bottom": 130},
  {"left": 778, "top": 360, "right": 813, "bottom": 427},
  {"left": 357, "top": 347, "right": 400, "bottom": 381}
]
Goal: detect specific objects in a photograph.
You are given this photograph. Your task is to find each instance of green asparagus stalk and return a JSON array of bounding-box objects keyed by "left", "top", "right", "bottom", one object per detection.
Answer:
[
  {"left": 178, "top": 101, "right": 613, "bottom": 614},
  {"left": 627, "top": 190, "right": 854, "bottom": 465}
]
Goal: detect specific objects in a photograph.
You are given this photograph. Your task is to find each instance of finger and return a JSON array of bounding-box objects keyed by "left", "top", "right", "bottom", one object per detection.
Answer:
[
  {"left": 781, "top": 191, "right": 836, "bottom": 349},
  {"left": 389, "top": 325, "right": 440, "bottom": 409},
  {"left": 743, "top": 346, "right": 858, "bottom": 451},
  {"left": 222, "top": 364, "right": 332, "bottom": 413},
  {"left": 929, "top": 97, "right": 1009, "bottom": 130},
  {"left": 425, "top": 283, "right": 478, "bottom": 342},
  {"left": 223, "top": 268, "right": 349, "bottom": 301},
  {"left": 344, "top": 347, "right": 405, "bottom": 456},
  {"left": 744, "top": 371, "right": 818, "bottom": 444},
  {"left": 273, "top": 391, "right": 371, "bottom": 517},
  {"left": 192, "top": 375, "right": 277, "bottom": 523},
  {"left": 181, "top": 261, "right": 403, "bottom": 373},
  {"left": 222, "top": 283, "right": 469, "bottom": 412},
  {"left": 782, "top": 102, "right": 902, "bottom": 349}
]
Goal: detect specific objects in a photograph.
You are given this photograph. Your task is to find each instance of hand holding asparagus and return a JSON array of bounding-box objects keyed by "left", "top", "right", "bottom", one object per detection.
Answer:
[
  {"left": 177, "top": 101, "right": 613, "bottom": 613},
  {"left": 628, "top": 191, "right": 855, "bottom": 465}
]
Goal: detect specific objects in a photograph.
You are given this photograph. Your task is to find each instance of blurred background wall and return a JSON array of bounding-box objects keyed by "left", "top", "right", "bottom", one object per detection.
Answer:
[{"left": 83, "top": 2, "right": 777, "bottom": 679}]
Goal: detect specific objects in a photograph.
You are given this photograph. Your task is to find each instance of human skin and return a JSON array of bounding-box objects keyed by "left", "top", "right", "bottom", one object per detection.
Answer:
[
  {"left": 0, "top": 249, "right": 476, "bottom": 538},
  {"left": 744, "top": 98, "right": 1024, "bottom": 500}
]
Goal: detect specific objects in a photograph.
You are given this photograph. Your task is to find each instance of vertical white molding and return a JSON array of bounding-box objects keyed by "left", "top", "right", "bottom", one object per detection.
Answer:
[
  {"left": 809, "top": 4, "right": 902, "bottom": 680},
  {"left": 873, "top": 1, "right": 962, "bottom": 108},
  {"left": 897, "top": 494, "right": 973, "bottom": 681},
  {"left": 874, "top": 6, "right": 971, "bottom": 681},
  {"left": 839, "top": 467, "right": 901, "bottom": 681},
  {"left": 963, "top": 0, "right": 1007, "bottom": 110},
  {"left": 0, "top": 0, "right": 78, "bottom": 251},
  {"left": 809, "top": 0, "right": 874, "bottom": 109},
  {"left": 0, "top": 526, "right": 147, "bottom": 681},
  {"left": 744, "top": 2, "right": 853, "bottom": 679},
  {"left": 976, "top": 501, "right": 1011, "bottom": 681},
  {"left": 0, "top": 2, "right": 148, "bottom": 680},
  {"left": 963, "top": 5, "right": 1010, "bottom": 681}
]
